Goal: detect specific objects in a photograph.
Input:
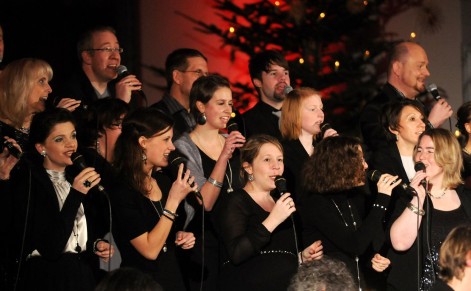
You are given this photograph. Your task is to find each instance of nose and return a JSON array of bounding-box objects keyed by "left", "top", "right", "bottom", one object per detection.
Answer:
[
  {"left": 169, "top": 141, "right": 176, "bottom": 151},
  {"left": 46, "top": 83, "right": 52, "bottom": 94}
]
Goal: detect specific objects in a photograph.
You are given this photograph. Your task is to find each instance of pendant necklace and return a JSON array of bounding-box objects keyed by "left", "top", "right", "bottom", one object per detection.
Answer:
[
  {"left": 332, "top": 198, "right": 362, "bottom": 291},
  {"left": 148, "top": 198, "right": 167, "bottom": 252},
  {"left": 72, "top": 222, "right": 81, "bottom": 253},
  {"left": 217, "top": 135, "right": 234, "bottom": 193}
]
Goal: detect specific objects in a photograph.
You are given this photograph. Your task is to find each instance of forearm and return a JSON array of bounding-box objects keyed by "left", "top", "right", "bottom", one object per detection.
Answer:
[
  {"left": 390, "top": 197, "right": 424, "bottom": 251},
  {"left": 199, "top": 156, "right": 229, "bottom": 210}
]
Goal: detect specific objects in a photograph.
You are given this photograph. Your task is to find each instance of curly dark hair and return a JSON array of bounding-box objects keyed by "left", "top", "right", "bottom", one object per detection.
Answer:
[{"left": 302, "top": 136, "right": 365, "bottom": 193}]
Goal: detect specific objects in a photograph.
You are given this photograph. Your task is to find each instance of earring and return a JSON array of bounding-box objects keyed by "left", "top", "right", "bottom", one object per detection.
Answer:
[
  {"left": 395, "top": 134, "right": 399, "bottom": 141},
  {"left": 248, "top": 174, "right": 254, "bottom": 182},
  {"left": 197, "top": 112, "right": 207, "bottom": 125},
  {"left": 142, "top": 153, "right": 147, "bottom": 164},
  {"left": 41, "top": 150, "right": 47, "bottom": 157}
]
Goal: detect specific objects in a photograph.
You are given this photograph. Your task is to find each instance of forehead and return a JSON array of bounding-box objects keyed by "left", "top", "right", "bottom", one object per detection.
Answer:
[
  {"left": 258, "top": 143, "right": 282, "bottom": 156},
  {"left": 400, "top": 105, "right": 422, "bottom": 117},
  {"left": 91, "top": 31, "right": 118, "bottom": 46},
  {"left": 419, "top": 135, "right": 434, "bottom": 146},
  {"left": 265, "top": 63, "right": 287, "bottom": 72},
  {"left": 302, "top": 94, "right": 322, "bottom": 105},
  {"left": 48, "top": 122, "right": 75, "bottom": 136},
  {"left": 186, "top": 56, "right": 207, "bottom": 68},
  {"left": 211, "top": 86, "right": 232, "bottom": 100},
  {"left": 404, "top": 45, "right": 428, "bottom": 64}
]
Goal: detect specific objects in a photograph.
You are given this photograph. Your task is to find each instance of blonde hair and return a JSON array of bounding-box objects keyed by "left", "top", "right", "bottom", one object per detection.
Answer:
[
  {"left": 280, "top": 87, "right": 322, "bottom": 140},
  {"left": 0, "top": 58, "right": 53, "bottom": 128},
  {"left": 414, "top": 128, "right": 463, "bottom": 188}
]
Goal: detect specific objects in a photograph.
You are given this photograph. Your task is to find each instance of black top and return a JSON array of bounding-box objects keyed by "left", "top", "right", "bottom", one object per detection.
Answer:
[
  {"left": 241, "top": 101, "right": 282, "bottom": 140},
  {"left": 281, "top": 138, "right": 310, "bottom": 201},
  {"left": 151, "top": 93, "right": 195, "bottom": 141},
  {"left": 462, "top": 150, "right": 471, "bottom": 188},
  {"left": 430, "top": 279, "right": 454, "bottom": 291},
  {"left": 111, "top": 171, "right": 186, "bottom": 291},
  {"left": 386, "top": 186, "right": 471, "bottom": 291},
  {"left": 298, "top": 188, "right": 390, "bottom": 283},
  {"left": 359, "top": 83, "right": 406, "bottom": 155},
  {"left": 217, "top": 189, "right": 298, "bottom": 291}
]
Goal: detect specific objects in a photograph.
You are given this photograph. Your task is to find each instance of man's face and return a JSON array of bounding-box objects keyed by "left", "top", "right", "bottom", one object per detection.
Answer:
[
  {"left": 84, "top": 31, "right": 121, "bottom": 82},
  {"left": 395, "top": 44, "right": 430, "bottom": 98},
  {"left": 255, "top": 63, "right": 290, "bottom": 107},
  {"left": 176, "top": 56, "right": 209, "bottom": 98}
]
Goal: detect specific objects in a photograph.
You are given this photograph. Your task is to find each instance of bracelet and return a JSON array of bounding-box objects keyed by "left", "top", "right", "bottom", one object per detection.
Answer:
[
  {"left": 162, "top": 213, "right": 175, "bottom": 222},
  {"left": 407, "top": 202, "right": 425, "bottom": 216},
  {"left": 372, "top": 203, "right": 387, "bottom": 211},
  {"left": 93, "top": 239, "right": 110, "bottom": 253},
  {"left": 163, "top": 208, "right": 179, "bottom": 218},
  {"left": 207, "top": 177, "right": 223, "bottom": 188},
  {"left": 426, "top": 120, "right": 434, "bottom": 129}
]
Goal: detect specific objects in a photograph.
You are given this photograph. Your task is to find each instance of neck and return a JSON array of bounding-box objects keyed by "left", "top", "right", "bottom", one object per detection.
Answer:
[
  {"left": 299, "top": 131, "right": 315, "bottom": 155},
  {"left": 388, "top": 80, "right": 418, "bottom": 99},
  {"left": 169, "top": 87, "right": 190, "bottom": 110},
  {"left": 260, "top": 96, "right": 283, "bottom": 110},
  {"left": 448, "top": 276, "right": 471, "bottom": 291},
  {"left": 464, "top": 139, "right": 471, "bottom": 154},
  {"left": 396, "top": 140, "right": 415, "bottom": 156}
]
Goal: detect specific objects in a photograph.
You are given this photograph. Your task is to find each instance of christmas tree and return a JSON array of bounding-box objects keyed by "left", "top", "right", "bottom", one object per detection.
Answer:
[{"left": 176, "top": 0, "right": 437, "bottom": 134}]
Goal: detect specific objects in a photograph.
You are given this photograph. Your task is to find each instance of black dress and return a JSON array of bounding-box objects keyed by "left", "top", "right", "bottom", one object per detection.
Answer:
[
  {"left": 298, "top": 188, "right": 390, "bottom": 288},
  {"left": 217, "top": 189, "right": 298, "bottom": 291},
  {"left": 111, "top": 171, "right": 186, "bottom": 291}
]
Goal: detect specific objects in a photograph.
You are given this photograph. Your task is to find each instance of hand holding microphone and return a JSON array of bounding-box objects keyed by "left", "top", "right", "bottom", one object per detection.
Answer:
[
  {"left": 223, "top": 121, "right": 246, "bottom": 159},
  {"left": 320, "top": 123, "right": 339, "bottom": 139},
  {"left": 115, "top": 65, "right": 146, "bottom": 104},
  {"left": 426, "top": 83, "right": 453, "bottom": 128},
  {"left": 168, "top": 150, "right": 202, "bottom": 200},
  {"left": 367, "top": 169, "right": 415, "bottom": 196}
]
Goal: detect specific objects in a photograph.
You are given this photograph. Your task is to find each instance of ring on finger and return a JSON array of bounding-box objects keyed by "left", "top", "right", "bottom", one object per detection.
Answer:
[{"left": 83, "top": 180, "right": 91, "bottom": 187}]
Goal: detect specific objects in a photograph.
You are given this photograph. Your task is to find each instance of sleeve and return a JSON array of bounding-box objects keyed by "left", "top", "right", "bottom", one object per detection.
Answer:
[
  {"left": 174, "top": 134, "right": 206, "bottom": 191},
  {"left": 301, "top": 193, "right": 390, "bottom": 256},
  {"left": 219, "top": 191, "right": 271, "bottom": 265}
]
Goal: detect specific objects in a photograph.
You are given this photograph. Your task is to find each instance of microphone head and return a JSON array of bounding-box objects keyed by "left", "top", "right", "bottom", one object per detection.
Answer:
[
  {"left": 426, "top": 83, "right": 441, "bottom": 100},
  {"left": 71, "top": 152, "right": 87, "bottom": 170},
  {"left": 367, "top": 169, "right": 382, "bottom": 183},
  {"left": 116, "top": 65, "right": 128, "bottom": 76},
  {"left": 274, "top": 176, "right": 287, "bottom": 193},
  {"left": 414, "top": 162, "right": 426, "bottom": 172},
  {"left": 283, "top": 85, "right": 293, "bottom": 95},
  {"left": 227, "top": 121, "right": 239, "bottom": 134},
  {"left": 320, "top": 123, "right": 332, "bottom": 136}
]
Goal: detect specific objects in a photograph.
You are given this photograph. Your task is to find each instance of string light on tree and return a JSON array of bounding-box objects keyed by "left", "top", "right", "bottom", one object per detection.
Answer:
[
  {"left": 364, "top": 50, "right": 370, "bottom": 60},
  {"left": 334, "top": 60, "right": 340, "bottom": 72},
  {"left": 274, "top": 1, "right": 280, "bottom": 6},
  {"left": 299, "top": 58, "right": 305, "bottom": 64},
  {"left": 318, "top": 12, "right": 326, "bottom": 20},
  {"left": 229, "top": 27, "right": 235, "bottom": 34},
  {"left": 410, "top": 31, "right": 417, "bottom": 39}
]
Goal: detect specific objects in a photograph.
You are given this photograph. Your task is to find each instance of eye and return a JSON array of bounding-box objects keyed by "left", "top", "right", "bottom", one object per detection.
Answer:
[
  {"left": 284, "top": 71, "right": 289, "bottom": 76},
  {"left": 278, "top": 158, "right": 283, "bottom": 163},
  {"left": 72, "top": 132, "right": 77, "bottom": 139},
  {"left": 54, "top": 137, "right": 63, "bottom": 143}
]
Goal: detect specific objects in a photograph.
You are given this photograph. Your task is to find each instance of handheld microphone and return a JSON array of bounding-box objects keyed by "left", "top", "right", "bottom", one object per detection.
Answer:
[
  {"left": 168, "top": 150, "right": 202, "bottom": 199},
  {"left": 284, "top": 85, "right": 293, "bottom": 95},
  {"left": 116, "top": 65, "right": 147, "bottom": 103},
  {"left": 71, "top": 152, "right": 108, "bottom": 195},
  {"left": 414, "top": 162, "right": 427, "bottom": 188},
  {"left": 367, "top": 169, "right": 417, "bottom": 196},
  {"left": 320, "top": 123, "right": 333, "bottom": 137},
  {"left": 1, "top": 137, "right": 23, "bottom": 159},
  {"left": 274, "top": 176, "right": 288, "bottom": 196},
  {"left": 426, "top": 83, "right": 441, "bottom": 101},
  {"left": 227, "top": 121, "right": 239, "bottom": 134}
]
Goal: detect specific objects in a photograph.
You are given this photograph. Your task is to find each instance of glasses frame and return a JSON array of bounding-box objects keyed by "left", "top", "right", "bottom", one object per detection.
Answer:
[
  {"left": 178, "top": 69, "right": 209, "bottom": 77},
  {"left": 85, "top": 48, "right": 124, "bottom": 54}
]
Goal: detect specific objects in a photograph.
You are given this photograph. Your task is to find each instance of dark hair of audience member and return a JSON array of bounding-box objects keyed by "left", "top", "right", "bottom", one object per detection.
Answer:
[
  {"left": 288, "top": 256, "right": 356, "bottom": 291},
  {"left": 302, "top": 136, "right": 365, "bottom": 193},
  {"left": 439, "top": 224, "right": 471, "bottom": 283},
  {"left": 95, "top": 267, "right": 163, "bottom": 291}
]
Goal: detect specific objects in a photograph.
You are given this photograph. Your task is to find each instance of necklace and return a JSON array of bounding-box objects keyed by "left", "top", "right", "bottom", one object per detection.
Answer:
[
  {"left": 464, "top": 147, "right": 471, "bottom": 155},
  {"left": 331, "top": 199, "right": 361, "bottom": 291},
  {"left": 72, "top": 222, "right": 81, "bottom": 253},
  {"left": 429, "top": 188, "right": 447, "bottom": 199},
  {"left": 217, "top": 136, "right": 234, "bottom": 193},
  {"left": 193, "top": 131, "right": 222, "bottom": 161},
  {"left": 148, "top": 198, "right": 167, "bottom": 252}
]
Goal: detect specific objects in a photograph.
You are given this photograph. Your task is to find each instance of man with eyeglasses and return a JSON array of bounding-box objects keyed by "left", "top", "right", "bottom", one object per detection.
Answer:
[
  {"left": 151, "top": 48, "right": 208, "bottom": 140},
  {"left": 50, "top": 25, "right": 144, "bottom": 117}
]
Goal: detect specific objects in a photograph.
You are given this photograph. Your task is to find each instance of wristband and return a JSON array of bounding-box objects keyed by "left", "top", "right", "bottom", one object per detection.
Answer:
[
  {"left": 163, "top": 208, "right": 179, "bottom": 218},
  {"left": 207, "top": 177, "right": 223, "bottom": 188},
  {"left": 162, "top": 213, "right": 175, "bottom": 222}
]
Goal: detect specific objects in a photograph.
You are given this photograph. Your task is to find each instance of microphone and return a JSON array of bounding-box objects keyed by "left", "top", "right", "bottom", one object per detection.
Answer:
[
  {"left": 274, "top": 176, "right": 288, "bottom": 196},
  {"left": 71, "top": 152, "right": 108, "bottom": 195},
  {"left": 367, "top": 169, "right": 417, "bottom": 196},
  {"left": 116, "top": 65, "right": 147, "bottom": 104},
  {"left": 426, "top": 83, "right": 441, "bottom": 101},
  {"left": 284, "top": 85, "right": 293, "bottom": 95},
  {"left": 168, "top": 150, "right": 202, "bottom": 199},
  {"left": 227, "top": 121, "right": 239, "bottom": 134},
  {"left": 1, "top": 137, "right": 23, "bottom": 159},
  {"left": 320, "top": 123, "right": 333, "bottom": 137},
  {"left": 414, "top": 162, "right": 427, "bottom": 188}
]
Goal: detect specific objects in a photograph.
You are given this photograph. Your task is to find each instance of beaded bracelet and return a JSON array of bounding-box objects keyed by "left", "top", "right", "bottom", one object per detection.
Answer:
[
  {"left": 207, "top": 177, "right": 223, "bottom": 188},
  {"left": 163, "top": 209, "right": 179, "bottom": 218},
  {"left": 407, "top": 202, "right": 425, "bottom": 216}
]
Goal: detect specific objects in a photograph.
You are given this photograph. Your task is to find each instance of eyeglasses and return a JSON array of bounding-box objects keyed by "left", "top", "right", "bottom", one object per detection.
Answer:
[
  {"left": 178, "top": 69, "right": 209, "bottom": 77},
  {"left": 85, "top": 48, "right": 124, "bottom": 54}
]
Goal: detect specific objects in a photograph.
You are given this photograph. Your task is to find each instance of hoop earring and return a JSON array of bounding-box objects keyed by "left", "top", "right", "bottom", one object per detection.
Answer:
[
  {"left": 248, "top": 174, "right": 254, "bottom": 182},
  {"left": 197, "top": 112, "right": 207, "bottom": 125}
]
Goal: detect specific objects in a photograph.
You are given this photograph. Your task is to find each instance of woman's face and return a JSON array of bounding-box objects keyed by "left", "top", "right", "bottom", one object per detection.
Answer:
[
  {"left": 28, "top": 73, "right": 52, "bottom": 115},
  {"left": 37, "top": 122, "right": 77, "bottom": 171},
  {"left": 415, "top": 135, "right": 443, "bottom": 181},
  {"left": 200, "top": 87, "right": 233, "bottom": 130},
  {"left": 141, "top": 127, "right": 175, "bottom": 168},
  {"left": 101, "top": 114, "right": 125, "bottom": 162},
  {"left": 394, "top": 105, "right": 425, "bottom": 146},
  {"left": 245, "top": 143, "right": 284, "bottom": 191},
  {"left": 300, "top": 94, "right": 324, "bottom": 136}
]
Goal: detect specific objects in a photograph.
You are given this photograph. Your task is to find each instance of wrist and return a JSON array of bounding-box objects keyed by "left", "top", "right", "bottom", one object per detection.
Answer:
[{"left": 93, "top": 238, "right": 109, "bottom": 253}]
